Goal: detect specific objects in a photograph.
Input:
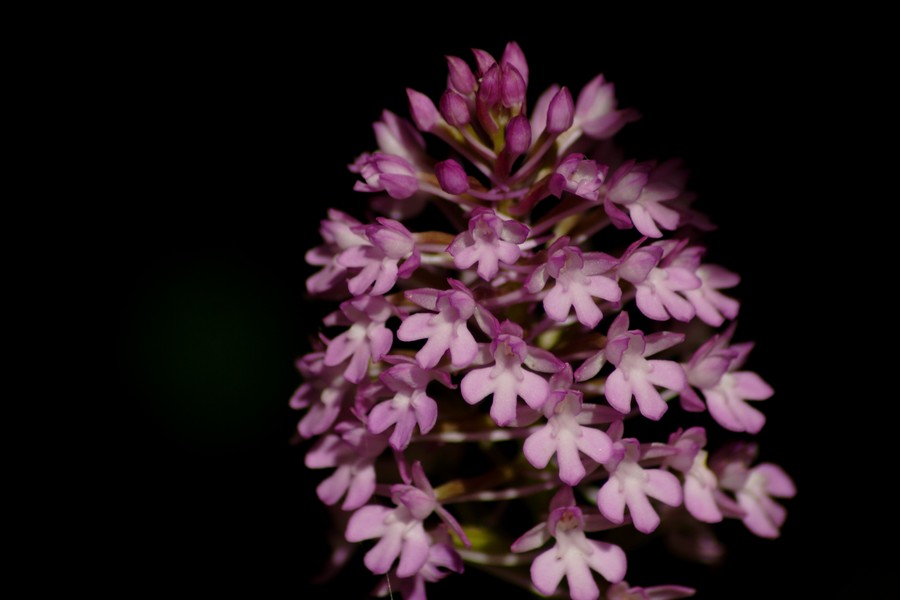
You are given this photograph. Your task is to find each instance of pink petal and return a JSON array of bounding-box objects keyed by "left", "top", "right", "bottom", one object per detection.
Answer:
[
  {"left": 597, "top": 479, "right": 626, "bottom": 523},
  {"left": 626, "top": 488, "right": 661, "bottom": 533},
  {"left": 755, "top": 464, "right": 796, "bottom": 498},
  {"left": 584, "top": 539, "right": 627, "bottom": 584},
  {"left": 368, "top": 402, "right": 398, "bottom": 435},
  {"left": 684, "top": 476, "right": 722, "bottom": 523},
  {"left": 636, "top": 286, "right": 669, "bottom": 321},
  {"left": 343, "top": 465, "right": 376, "bottom": 510},
  {"left": 571, "top": 286, "right": 603, "bottom": 328},
  {"left": 345, "top": 505, "right": 391, "bottom": 542},
  {"left": 364, "top": 530, "right": 403, "bottom": 574},
  {"left": 517, "top": 370, "right": 550, "bottom": 410},
  {"left": 647, "top": 359, "right": 687, "bottom": 391},
  {"left": 732, "top": 371, "right": 774, "bottom": 400},
  {"left": 396, "top": 312, "right": 433, "bottom": 342},
  {"left": 738, "top": 492, "right": 781, "bottom": 539},
  {"left": 530, "top": 547, "right": 567, "bottom": 596},
  {"left": 396, "top": 526, "right": 430, "bottom": 577},
  {"left": 645, "top": 469, "right": 683, "bottom": 507},
  {"left": 523, "top": 424, "right": 556, "bottom": 469},
  {"left": 317, "top": 465, "right": 351, "bottom": 505},
  {"left": 605, "top": 368, "right": 633, "bottom": 414},
  {"left": 510, "top": 522, "right": 550, "bottom": 553},
  {"left": 544, "top": 284, "right": 573, "bottom": 322},
  {"left": 449, "top": 322, "right": 478, "bottom": 368},
  {"left": 460, "top": 367, "right": 493, "bottom": 404},
  {"left": 577, "top": 426, "right": 613, "bottom": 464},
  {"left": 631, "top": 375, "right": 667, "bottom": 420},
  {"left": 389, "top": 411, "right": 417, "bottom": 450},
  {"left": 565, "top": 552, "right": 601, "bottom": 600},
  {"left": 556, "top": 434, "right": 587, "bottom": 485},
  {"left": 489, "top": 373, "right": 520, "bottom": 426},
  {"left": 630, "top": 204, "right": 664, "bottom": 238}
]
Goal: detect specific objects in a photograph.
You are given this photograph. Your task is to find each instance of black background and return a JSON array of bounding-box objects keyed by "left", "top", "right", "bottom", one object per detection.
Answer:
[{"left": 76, "top": 15, "right": 888, "bottom": 598}]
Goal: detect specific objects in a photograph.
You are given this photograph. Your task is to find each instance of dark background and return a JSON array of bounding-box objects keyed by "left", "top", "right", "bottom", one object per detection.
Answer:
[{"left": 80, "top": 16, "right": 887, "bottom": 598}]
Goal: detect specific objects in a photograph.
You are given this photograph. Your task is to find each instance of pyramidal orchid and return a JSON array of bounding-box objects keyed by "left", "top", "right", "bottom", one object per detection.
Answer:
[{"left": 293, "top": 42, "right": 793, "bottom": 599}]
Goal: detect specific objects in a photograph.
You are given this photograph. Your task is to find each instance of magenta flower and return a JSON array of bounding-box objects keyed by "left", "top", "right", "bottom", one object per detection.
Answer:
[
  {"left": 575, "top": 311, "right": 686, "bottom": 421},
  {"left": 573, "top": 74, "right": 640, "bottom": 140},
  {"left": 346, "top": 462, "right": 468, "bottom": 577},
  {"left": 513, "top": 487, "right": 626, "bottom": 600},
  {"left": 368, "top": 357, "right": 453, "bottom": 450},
  {"left": 598, "top": 425, "right": 683, "bottom": 533},
  {"left": 293, "top": 41, "right": 793, "bottom": 598},
  {"left": 549, "top": 153, "right": 608, "bottom": 202},
  {"left": 397, "top": 281, "right": 490, "bottom": 369},
  {"left": 713, "top": 444, "right": 796, "bottom": 538},
  {"left": 680, "top": 327, "right": 773, "bottom": 433},
  {"left": 523, "top": 386, "right": 613, "bottom": 485},
  {"left": 351, "top": 152, "right": 419, "bottom": 199},
  {"left": 604, "top": 160, "right": 683, "bottom": 238},
  {"left": 447, "top": 208, "right": 529, "bottom": 280},
  {"left": 372, "top": 526, "right": 464, "bottom": 600},
  {"left": 323, "top": 294, "right": 396, "bottom": 384},
  {"left": 338, "top": 217, "right": 419, "bottom": 296},
  {"left": 526, "top": 238, "right": 622, "bottom": 328},
  {"left": 618, "top": 240, "right": 701, "bottom": 322},
  {"left": 460, "top": 321, "right": 557, "bottom": 426},
  {"left": 290, "top": 351, "right": 354, "bottom": 438},
  {"left": 305, "top": 418, "right": 388, "bottom": 511},
  {"left": 664, "top": 427, "right": 723, "bottom": 523},
  {"left": 305, "top": 209, "right": 369, "bottom": 296}
]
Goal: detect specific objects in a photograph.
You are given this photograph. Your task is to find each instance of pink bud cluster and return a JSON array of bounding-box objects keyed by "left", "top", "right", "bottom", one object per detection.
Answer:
[{"left": 293, "top": 42, "right": 794, "bottom": 600}]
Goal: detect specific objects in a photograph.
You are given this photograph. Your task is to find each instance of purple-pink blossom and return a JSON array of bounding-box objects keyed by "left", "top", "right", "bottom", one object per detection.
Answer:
[
  {"left": 460, "top": 321, "right": 556, "bottom": 426},
  {"left": 681, "top": 326, "right": 773, "bottom": 433},
  {"left": 513, "top": 487, "right": 626, "bottom": 600},
  {"left": 397, "top": 281, "right": 489, "bottom": 370},
  {"left": 526, "top": 238, "right": 621, "bottom": 328},
  {"left": 323, "top": 294, "right": 396, "bottom": 383},
  {"left": 447, "top": 208, "right": 529, "bottom": 280},
  {"left": 293, "top": 40, "right": 793, "bottom": 598},
  {"left": 598, "top": 424, "right": 683, "bottom": 533},
  {"left": 368, "top": 358, "right": 453, "bottom": 450}
]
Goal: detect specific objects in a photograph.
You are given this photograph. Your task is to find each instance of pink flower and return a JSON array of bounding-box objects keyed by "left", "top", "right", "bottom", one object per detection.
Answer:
[
  {"left": 576, "top": 312, "right": 686, "bottom": 421},
  {"left": 368, "top": 357, "right": 453, "bottom": 450},
  {"left": 549, "top": 153, "right": 608, "bottom": 202},
  {"left": 713, "top": 444, "right": 796, "bottom": 538},
  {"left": 290, "top": 351, "right": 354, "bottom": 438},
  {"left": 681, "top": 326, "right": 773, "bottom": 433},
  {"left": 460, "top": 321, "right": 557, "bottom": 426},
  {"left": 664, "top": 427, "right": 723, "bottom": 523},
  {"left": 323, "top": 295, "right": 396, "bottom": 383},
  {"left": 305, "top": 418, "right": 388, "bottom": 510},
  {"left": 396, "top": 281, "right": 491, "bottom": 369},
  {"left": 526, "top": 238, "right": 622, "bottom": 328},
  {"left": 523, "top": 386, "right": 613, "bottom": 485},
  {"left": 346, "top": 462, "right": 468, "bottom": 577},
  {"left": 574, "top": 74, "right": 640, "bottom": 140},
  {"left": 598, "top": 424, "right": 683, "bottom": 533},
  {"left": 513, "top": 487, "right": 626, "bottom": 600},
  {"left": 372, "top": 526, "right": 464, "bottom": 600},
  {"left": 447, "top": 208, "right": 529, "bottom": 281},
  {"left": 604, "top": 160, "right": 683, "bottom": 238},
  {"left": 618, "top": 240, "right": 701, "bottom": 322},
  {"left": 305, "top": 209, "right": 368, "bottom": 296},
  {"left": 338, "top": 217, "right": 419, "bottom": 296},
  {"left": 351, "top": 152, "right": 419, "bottom": 199}
]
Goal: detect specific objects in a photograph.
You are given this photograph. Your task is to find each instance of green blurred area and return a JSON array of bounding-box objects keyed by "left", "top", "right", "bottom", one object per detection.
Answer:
[{"left": 121, "top": 252, "right": 301, "bottom": 454}]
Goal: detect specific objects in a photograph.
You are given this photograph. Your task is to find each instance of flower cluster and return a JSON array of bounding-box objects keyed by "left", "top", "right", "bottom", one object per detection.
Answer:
[{"left": 293, "top": 42, "right": 794, "bottom": 599}]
